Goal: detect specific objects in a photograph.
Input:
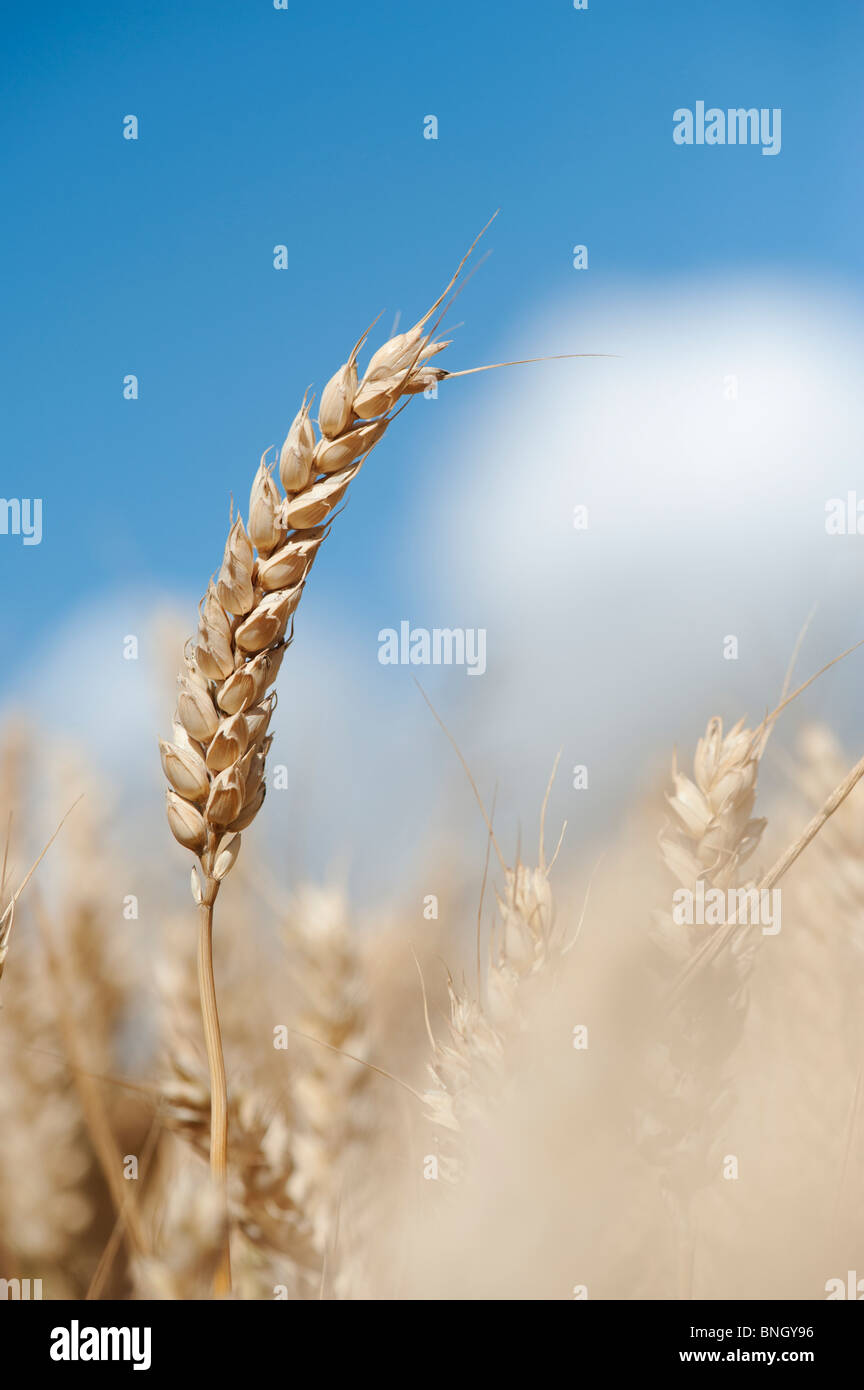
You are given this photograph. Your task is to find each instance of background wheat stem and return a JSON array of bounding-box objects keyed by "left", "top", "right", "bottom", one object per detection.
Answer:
[
  {"left": 86, "top": 1113, "right": 163, "bottom": 1301},
  {"left": 36, "top": 900, "right": 149, "bottom": 1260},
  {"left": 671, "top": 1194, "right": 695, "bottom": 1299},
  {"left": 0, "top": 801, "right": 82, "bottom": 981},
  {"left": 760, "top": 747, "right": 864, "bottom": 888},
  {"left": 196, "top": 881, "right": 231, "bottom": 1296}
]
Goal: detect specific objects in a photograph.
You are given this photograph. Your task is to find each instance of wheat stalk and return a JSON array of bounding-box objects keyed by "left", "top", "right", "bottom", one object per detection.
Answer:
[
  {"left": 0, "top": 801, "right": 81, "bottom": 984},
  {"left": 160, "top": 224, "right": 532, "bottom": 1294},
  {"left": 36, "top": 901, "right": 148, "bottom": 1262},
  {"left": 156, "top": 945, "right": 320, "bottom": 1293},
  {"left": 0, "top": 922, "right": 95, "bottom": 1289},
  {"left": 642, "top": 715, "right": 768, "bottom": 1297},
  {"left": 646, "top": 692, "right": 864, "bottom": 1297},
  {"left": 282, "top": 885, "right": 372, "bottom": 1290},
  {"left": 0, "top": 903, "right": 12, "bottom": 983}
]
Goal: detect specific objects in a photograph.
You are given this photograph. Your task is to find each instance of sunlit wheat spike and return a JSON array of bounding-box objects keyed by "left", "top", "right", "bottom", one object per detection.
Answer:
[
  {"left": 159, "top": 222, "right": 544, "bottom": 1295},
  {"left": 163, "top": 235, "right": 505, "bottom": 891},
  {"left": 642, "top": 714, "right": 769, "bottom": 1298},
  {"left": 658, "top": 717, "right": 766, "bottom": 896}
]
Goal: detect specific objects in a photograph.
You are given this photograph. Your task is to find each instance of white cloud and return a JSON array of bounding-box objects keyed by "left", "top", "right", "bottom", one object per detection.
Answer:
[{"left": 418, "top": 276, "right": 864, "bottom": 814}]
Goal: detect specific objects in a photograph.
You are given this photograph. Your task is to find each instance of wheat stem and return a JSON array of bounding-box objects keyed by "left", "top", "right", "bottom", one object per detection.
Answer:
[
  {"left": 196, "top": 879, "right": 231, "bottom": 1296},
  {"left": 36, "top": 902, "right": 148, "bottom": 1259},
  {"left": 761, "top": 748, "right": 864, "bottom": 889}
]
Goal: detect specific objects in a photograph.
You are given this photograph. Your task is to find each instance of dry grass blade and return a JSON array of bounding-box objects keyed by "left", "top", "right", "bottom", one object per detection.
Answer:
[{"left": 0, "top": 799, "right": 82, "bottom": 982}]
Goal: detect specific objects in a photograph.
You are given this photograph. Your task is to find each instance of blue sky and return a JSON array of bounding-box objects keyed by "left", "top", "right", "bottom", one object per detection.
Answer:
[{"left": 1, "top": 0, "right": 862, "bottom": 670}]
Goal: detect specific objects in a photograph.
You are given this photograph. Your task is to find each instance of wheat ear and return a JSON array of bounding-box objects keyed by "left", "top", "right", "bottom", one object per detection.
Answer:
[
  {"left": 160, "top": 227, "right": 532, "bottom": 1294},
  {"left": 424, "top": 765, "right": 565, "bottom": 1167},
  {"left": 645, "top": 716, "right": 767, "bottom": 1298}
]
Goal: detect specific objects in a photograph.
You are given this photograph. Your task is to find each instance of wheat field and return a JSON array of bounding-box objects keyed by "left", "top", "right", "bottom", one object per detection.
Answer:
[{"left": 1, "top": 251, "right": 862, "bottom": 1302}]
